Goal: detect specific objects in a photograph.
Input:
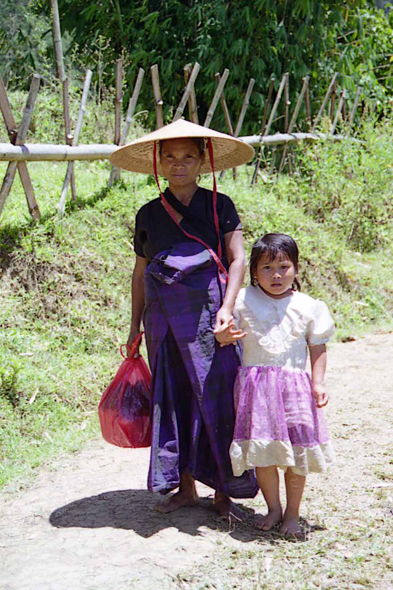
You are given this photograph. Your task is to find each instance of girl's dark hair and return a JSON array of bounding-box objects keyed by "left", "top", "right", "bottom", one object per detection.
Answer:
[
  {"left": 159, "top": 137, "right": 205, "bottom": 156},
  {"left": 249, "top": 233, "right": 301, "bottom": 291}
]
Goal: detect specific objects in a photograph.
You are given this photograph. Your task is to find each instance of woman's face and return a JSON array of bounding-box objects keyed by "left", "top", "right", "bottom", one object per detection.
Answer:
[{"left": 160, "top": 138, "right": 205, "bottom": 192}]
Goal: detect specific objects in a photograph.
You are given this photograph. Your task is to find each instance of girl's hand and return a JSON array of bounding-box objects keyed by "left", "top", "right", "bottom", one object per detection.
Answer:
[
  {"left": 312, "top": 383, "right": 329, "bottom": 408},
  {"left": 214, "top": 318, "right": 247, "bottom": 347}
]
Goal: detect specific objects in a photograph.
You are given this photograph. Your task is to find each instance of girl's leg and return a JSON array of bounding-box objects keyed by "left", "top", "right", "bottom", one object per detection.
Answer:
[
  {"left": 280, "top": 468, "right": 306, "bottom": 535},
  {"left": 254, "top": 466, "right": 283, "bottom": 531}
]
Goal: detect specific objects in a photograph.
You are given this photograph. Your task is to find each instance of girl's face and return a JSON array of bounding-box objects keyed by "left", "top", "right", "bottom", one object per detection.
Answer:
[
  {"left": 254, "top": 253, "right": 296, "bottom": 299},
  {"left": 160, "top": 138, "right": 205, "bottom": 192}
]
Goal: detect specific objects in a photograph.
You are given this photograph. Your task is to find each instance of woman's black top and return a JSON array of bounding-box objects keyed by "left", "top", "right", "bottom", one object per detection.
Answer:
[{"left": 134, "top": 187, "right": 241, "bottom": 262}]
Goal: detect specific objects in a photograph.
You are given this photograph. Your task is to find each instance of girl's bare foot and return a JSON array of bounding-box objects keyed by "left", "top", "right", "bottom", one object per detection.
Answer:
[
  {"left": 279, "top": 516, "right": 302, "bottom": 537},
  {"left": 155, "top": 489, "right": 199, "bottom": 513},
  {"left": 253, "top": 509, "right": 282, "bottom": 531}
]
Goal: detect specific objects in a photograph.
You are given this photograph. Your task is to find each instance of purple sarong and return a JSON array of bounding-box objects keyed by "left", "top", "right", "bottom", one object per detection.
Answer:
[{"left": 143, "top": 242, "right": 258, "bottom": 498}]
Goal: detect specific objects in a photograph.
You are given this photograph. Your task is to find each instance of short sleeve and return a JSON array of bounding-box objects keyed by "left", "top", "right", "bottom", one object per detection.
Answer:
[
  {"left": 218, "top": 193, "right": 242, "bottom": 234},
  {"left": 133, "top": 210, "right": 146, "bottom": 258},
  {"left": 307, "top": 300, "right": 335, "bottom": 346}
]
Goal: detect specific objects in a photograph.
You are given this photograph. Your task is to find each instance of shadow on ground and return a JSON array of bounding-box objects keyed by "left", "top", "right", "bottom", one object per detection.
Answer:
[{"left": 49, "top": 488, "right": 323, "bottom": 544}]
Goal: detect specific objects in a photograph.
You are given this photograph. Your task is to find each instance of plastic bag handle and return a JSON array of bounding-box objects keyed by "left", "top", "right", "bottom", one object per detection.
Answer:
[{"left": 120, "top": 331, "right": 144, "bottom": 359}]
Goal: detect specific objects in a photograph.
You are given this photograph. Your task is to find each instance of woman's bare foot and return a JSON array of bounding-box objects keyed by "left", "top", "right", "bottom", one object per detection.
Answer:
[
  {"left": 279, "top": 516, "right": 302, "bottom": 537},
  {"left": 212, "top": 492, "right": 245, "bottom": 520},
  {"left": 155, "top": 489, "right": 199, "bottom": 513},
  {"left": 155, "top": 472, "right": 199, "bottom": 513},
  {"left": 253, "top": 509, "right": 282, "bottom": 531}
]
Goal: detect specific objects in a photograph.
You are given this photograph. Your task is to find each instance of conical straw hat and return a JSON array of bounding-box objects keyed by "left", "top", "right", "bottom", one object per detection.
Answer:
[{"left": 110, "top": 119, "right": 254, "bottom": 174}]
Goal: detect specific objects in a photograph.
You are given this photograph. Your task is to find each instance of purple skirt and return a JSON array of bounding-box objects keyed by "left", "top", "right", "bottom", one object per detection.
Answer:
[
  {"left": 230, "top": 366, "right": 335, "bottom": 476},
  {"left": 144, "top": 242, "right": 258, "bottom": 498}
]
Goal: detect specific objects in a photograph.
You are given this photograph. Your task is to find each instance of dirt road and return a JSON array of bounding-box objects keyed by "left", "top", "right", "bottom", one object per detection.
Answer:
[{"left": 1, "top": 333, "right": 393, "bottom": 590}]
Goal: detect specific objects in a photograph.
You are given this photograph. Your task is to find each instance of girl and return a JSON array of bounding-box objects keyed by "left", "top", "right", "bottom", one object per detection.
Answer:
[{"left": 215, "top": 233, "right": 335, "bottom": 536}]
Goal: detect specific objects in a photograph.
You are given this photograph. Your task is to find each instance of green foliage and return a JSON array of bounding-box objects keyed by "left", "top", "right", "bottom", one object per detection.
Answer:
[
  {"left": 27, "top": 0, "right": 393, "bottom": 133},
  {"left": 0, "top": 361, "right": 22, "bottom": 408},
  {"left": 0, "top": 85, "right": 118, "bottom": 145},
  {"left": 0, "top": 0, "right": 54, "bottom": 88},
  {"left": 293, "top": 118, "right": 393, "bottom": 252}
]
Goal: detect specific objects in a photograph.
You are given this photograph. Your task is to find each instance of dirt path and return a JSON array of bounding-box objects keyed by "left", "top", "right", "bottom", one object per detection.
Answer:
[{"left": 1, "top": 333, "right": 393, "bottom": 590}]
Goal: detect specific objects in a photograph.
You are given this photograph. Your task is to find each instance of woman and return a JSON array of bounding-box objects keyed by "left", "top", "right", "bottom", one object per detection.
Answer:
[{"left": 110, "top": 119, "right": 258, "bottom": 514}]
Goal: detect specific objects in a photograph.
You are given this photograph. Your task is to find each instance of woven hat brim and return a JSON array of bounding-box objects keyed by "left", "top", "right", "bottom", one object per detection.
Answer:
[{"left": 110, "top": 119, "right": 255, "bottom": 174}]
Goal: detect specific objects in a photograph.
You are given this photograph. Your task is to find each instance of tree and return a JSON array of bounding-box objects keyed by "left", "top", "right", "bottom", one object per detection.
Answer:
[{"left": 8, "top": 1, "right": 393, "bottom": 132}]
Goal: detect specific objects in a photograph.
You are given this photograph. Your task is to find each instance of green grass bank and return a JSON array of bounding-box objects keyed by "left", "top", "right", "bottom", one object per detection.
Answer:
[{"left": 1, "top": 111, "right": 393, "bottom": 490}]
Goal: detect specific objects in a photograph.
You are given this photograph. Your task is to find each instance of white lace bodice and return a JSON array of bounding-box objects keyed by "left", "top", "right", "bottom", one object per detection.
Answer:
[{"left": 234, "top": 287, "right": 335, "bottom": 370}]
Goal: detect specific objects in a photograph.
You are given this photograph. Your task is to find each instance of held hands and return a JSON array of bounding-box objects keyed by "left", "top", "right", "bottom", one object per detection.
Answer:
[
  {"left": 312, "top": 382, "right": 329, "bottom": 408},
  {"left": 213, "top": 307, "right": 247, "bottom": 347}
]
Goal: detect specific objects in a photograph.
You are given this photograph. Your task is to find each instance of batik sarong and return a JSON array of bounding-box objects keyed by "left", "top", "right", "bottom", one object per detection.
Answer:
[{"left": 143, "top": 242, "right": 258, "bottom": 498}]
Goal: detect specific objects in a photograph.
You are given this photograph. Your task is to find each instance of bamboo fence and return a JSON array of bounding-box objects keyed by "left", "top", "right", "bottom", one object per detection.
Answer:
[{"left": 0, "top": 12, "right": 364, "bottom": 221}]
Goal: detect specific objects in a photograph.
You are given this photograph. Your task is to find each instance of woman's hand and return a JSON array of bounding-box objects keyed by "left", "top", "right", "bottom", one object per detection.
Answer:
[
  {"left": 214, "top": 316, "right": 247, "bottom": 347},
  {"left": 214, "top": 305, "right": 233, "bottom": 332},
  {"left": 312, "top": 382, "right": 329, "bottom": 408},
  {"left": 126, "top": 328, "right": 142, "bottom": 358}
]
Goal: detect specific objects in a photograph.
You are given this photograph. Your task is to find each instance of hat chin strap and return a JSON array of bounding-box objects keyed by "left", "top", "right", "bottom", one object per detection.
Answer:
[{"left": 153, "top": 138, "right": 228, "bottom": 283}]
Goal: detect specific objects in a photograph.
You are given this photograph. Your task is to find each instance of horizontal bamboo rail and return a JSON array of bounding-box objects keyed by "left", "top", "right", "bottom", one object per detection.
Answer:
[{"left": 0, "top": 132, "right": 347, "bottom": 163}]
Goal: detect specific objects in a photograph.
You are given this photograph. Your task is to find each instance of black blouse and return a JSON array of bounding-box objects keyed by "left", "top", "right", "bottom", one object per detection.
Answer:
[{"left": 134, "top": 187, "right": 242, "bottom": 262}]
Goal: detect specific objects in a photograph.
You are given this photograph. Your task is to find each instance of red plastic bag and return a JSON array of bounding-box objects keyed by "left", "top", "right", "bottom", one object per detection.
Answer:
[{"left": 98, "top": 333, "right": 152, "bottom": 448}]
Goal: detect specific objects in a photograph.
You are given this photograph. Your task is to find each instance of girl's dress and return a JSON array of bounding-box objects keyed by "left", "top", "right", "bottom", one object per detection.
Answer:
[{"left": 230, "top": 286, "right": 335, "bottom": 477}]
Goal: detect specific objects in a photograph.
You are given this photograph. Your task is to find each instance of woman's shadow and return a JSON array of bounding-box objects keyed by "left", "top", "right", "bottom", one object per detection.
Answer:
[{"left": 49, "top": 488, "right": 323, "bottom": 543}]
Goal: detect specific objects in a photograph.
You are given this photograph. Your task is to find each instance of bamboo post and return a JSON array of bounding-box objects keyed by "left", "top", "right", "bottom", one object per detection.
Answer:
[
  {"left": 331, "top": 90, "right": 346, "bottom": 135},
  {"left": 0, "top": 74, "right": 41, "bottom": 218},
  {"left": 62, "top": 78, "right": 76, "bottom": 200},
  {"left": 312, "top": 72, "right": 338, "bottom": 131},
  {"left": 183, "top": 64, "right": 199, "bottom": 124},
  {"left": 260, "top": 77, "right": 275, "bottom": 136},
  {"left": 330, "top": 79, "right": 337, "bottom": 122},
  {"left": 151, "top": 65, "right": 163, "bottom": 129},
  {"left": 348, "top": 87, "right": 362, "bottom": 134},
  {"left": 58, "top": 69, "right": 92, "bottom": 217},
  {"left": 204, "top": 68, "right": 229, "bottom": 128},
  {"left": 280, "top": 74, "right": 290, "bottom": 173},
  {"left": 109, "top": 67, "right": 145, "bottom": 186},
  {"left": 223, "top": 77, "right": 256, "bottom": 180},
  {"left": 342, "top": 94, "right": 347, "bottom": 122},
  {"left": 215, "top": 73, "right": 234, "bottom": 135},
  {"left": 252, "top": 74, "right": 287, "bottom": 184},
  {"left": 284, "top": 75, "right": 290, "bottom": 132},
  {"left": 234, "top": 78, "right": 255, "bottom": 138},
  {"left": 173, "top": 62, "right": 200, "bottom": 122},
  {"left": 214, "top": 72, "right": 236, "bottom": 179},
  {"left": 305, "top": 83, "right": 312, "bottom": 129},
  {"left": 184, "top": 64, "right": 192, "bottom": 121},
  {"left": 251, "top": 76, "right": 275, "bottom": 184},
  {"left": 111, "top": 58, "right": 123, "bottom": 183},
  {"left": 114, "top": 59, "right": 123, "bottom": 146},
  {"left": 50, "top": 0, "right": 66, "bottom": 83},
  {"left": 278, "top": 76, "right": 309, "bottom": 173},
  {"left": 264, "top": 73, "right": 289, "bottom": 134},
  {"left": 51, "top": 0, "right": 77, "bottom": 201}
]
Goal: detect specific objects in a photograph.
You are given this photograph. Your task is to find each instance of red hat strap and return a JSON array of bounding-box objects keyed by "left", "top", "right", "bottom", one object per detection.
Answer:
[{"left": 152, "top": 140, "right": 228, "bottom": 283}]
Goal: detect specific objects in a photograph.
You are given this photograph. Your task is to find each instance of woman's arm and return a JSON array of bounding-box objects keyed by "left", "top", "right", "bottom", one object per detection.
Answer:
[
  {"left": 213, "top": 230, "right": 245, "bottom": 333},
  {"left": 309, "top": 344, "right": 329, "bottom": 407},
  {"left": 127, "top": 254, "right": 148, "bottom": 357}
]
